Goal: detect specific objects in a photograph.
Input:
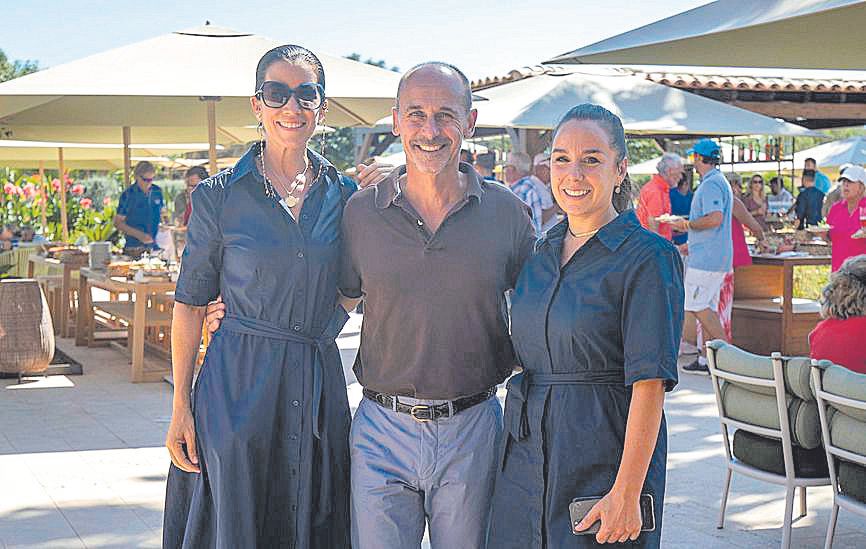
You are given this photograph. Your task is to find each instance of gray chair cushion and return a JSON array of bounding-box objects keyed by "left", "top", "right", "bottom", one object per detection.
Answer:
[
  {"left": 838, "top": 460, "right": 866, "bottom": 504},
  {"left": 722, "top": 383, "right": 821, "bottom": 449},
  {"left": 713, "top": 344, "right": 813, "bottom": 401},
  {"left": 732, "top": 430, "right": 828, "bottom": 478},
  {"left": 823, "top": 365, "right": 866, "bottom": 422},
  {"left": 829, "top": 409, "right": 866, "bottom": 457}
]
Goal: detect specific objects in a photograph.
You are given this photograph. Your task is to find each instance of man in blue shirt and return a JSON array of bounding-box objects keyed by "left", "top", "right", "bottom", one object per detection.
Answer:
[
  {"left": 671, "top": 139, "right": 733, "bottom": 374},
  {"left": 794, "top": 170, "right": 825, "bottom": 229},
  {"left": 805, "top": 157, "right": 832, "bottom": 194},
  {"left": 114, "top": 161, "right": 164, "bottom": 257}
]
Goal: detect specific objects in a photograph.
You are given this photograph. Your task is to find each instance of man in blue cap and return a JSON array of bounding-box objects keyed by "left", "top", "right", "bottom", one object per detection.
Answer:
[{"left": 671, "top": 139, "right": 733, "bottom": 374}]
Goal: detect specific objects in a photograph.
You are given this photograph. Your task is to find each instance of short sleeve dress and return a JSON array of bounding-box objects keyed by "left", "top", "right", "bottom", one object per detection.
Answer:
[
  {"left": 162, "top": 143, "right": 355, "bottom": 549},
  {"left": 490, "top": 210, "right": 684, "bottom": 548}
]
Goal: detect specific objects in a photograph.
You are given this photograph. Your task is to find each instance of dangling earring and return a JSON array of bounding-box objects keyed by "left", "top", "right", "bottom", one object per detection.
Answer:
[{"left": 614, "top": 185, "right": 622, "bottom": 194}]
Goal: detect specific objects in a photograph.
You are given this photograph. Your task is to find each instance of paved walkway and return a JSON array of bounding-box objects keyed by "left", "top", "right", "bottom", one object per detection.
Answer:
[{"left": 1, "top": 316, "right": 864, "bottom": 548}]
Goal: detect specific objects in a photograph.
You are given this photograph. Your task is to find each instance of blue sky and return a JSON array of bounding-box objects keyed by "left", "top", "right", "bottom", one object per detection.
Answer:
[{"left": 2, "top": 0, "right": 709, "bottom": 80}]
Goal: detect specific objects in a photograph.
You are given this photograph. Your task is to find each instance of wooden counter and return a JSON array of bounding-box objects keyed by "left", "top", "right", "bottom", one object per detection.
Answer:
[{"left": 732, "top": 254, "right": 830, "bottom": 356}]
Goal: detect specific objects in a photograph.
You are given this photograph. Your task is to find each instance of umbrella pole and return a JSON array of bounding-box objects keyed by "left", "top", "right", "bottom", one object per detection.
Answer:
[
  {"left": 123, "top": 126, "right": 131, "bottom": 188},
  {"left": 207, "top": 99, "right": 217, "bottom": 175},
  {"left": 38, "top": 161, "right": 48, "bottom": 235},
  {"left": 57, "top": 147, "right": 69, "bottom": 242}
]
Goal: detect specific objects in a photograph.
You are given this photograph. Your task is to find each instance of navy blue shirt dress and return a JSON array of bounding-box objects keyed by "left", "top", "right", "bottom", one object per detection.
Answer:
[
  {"left": 163, "top": 143, "right": 355, "bottom": 549},
  {"left": 490, "top": 211, "right": 684, "bottom": 548}
]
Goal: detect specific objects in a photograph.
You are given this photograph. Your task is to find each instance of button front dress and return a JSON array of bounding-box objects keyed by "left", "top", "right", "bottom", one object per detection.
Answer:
[
  {"left": 163, "top": 144, "right": 355, "bottom": 549},
  {"left": 490, "top": 211, "right": 684, "bottom": 548}
]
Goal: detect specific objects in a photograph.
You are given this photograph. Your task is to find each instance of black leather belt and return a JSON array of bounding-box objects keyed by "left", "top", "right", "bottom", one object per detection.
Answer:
[{"left": 363, "top": 387, "right": 497, "bottom": 422}]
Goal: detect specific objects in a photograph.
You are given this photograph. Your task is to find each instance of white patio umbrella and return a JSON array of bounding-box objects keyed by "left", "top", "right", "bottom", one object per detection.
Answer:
[
  {"left": 792, "top": 136, "right": 866, "bottom": 168},
  {"left": 472, "top": 70, "right": 821, "bottom": 136},
  {"left": 0, "top": 140, "right": 218, "bottom": 239},
  {"left": 547, "top": 0, "right": 866, "bottom": 70},
  {"left": 0, "top": 140, "right": 218, "bottom": 170},
  {"left": 0, "top": 23, "right": 401, "bottom": 176}
]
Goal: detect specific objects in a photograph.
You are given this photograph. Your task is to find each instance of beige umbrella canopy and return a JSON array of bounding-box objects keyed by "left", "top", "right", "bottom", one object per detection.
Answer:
[
  {"left": 546, "top": 0, "right": 866, "bottom": 69},
  {"left": 0, "top": 140, "right": 218, "bottom": 170},
  {"left": 472, "top": 69, "right": 822, "bottom": 136},
  {"left": 0, "top": 140, "right": 219, "bottom": 240},
  {"left": 0, "top": 23, "right": 401, "bottom": 171}
]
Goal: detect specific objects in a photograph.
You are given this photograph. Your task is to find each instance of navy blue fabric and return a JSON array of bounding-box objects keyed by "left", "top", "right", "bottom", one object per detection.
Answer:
[
  {"left": 163, "top": 143, "right": 355, "bottom": 549},
  {"left": 794, "top": 186, "right": 825, "bottom": 229},
  {"left": 669, "top": 188, "right": 693, "bottom": 245},
  {"left": 490, "top": 210, "right": 684, "bottom": 548},
  {"left": 116, "top": 182, "right": 163, "bottom": 249}
]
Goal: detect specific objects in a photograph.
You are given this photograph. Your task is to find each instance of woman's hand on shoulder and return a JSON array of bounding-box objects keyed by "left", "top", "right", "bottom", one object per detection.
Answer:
[
  {"left": 574, "top": 488, "right": 642, "bottom": 544},
  {"left": 355, "top": 162, "right": 393, "bottom": 188}
]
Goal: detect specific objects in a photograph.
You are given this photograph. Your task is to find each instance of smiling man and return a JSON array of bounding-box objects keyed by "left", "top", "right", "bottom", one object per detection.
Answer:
[{"left": 339, "top": 62, "right": 536, "bottom": 548}]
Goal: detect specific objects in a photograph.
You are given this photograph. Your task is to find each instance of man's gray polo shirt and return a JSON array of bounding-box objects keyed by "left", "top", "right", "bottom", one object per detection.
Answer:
[{"left": 339, "top": 162, "right": 536, "bottom": 399}]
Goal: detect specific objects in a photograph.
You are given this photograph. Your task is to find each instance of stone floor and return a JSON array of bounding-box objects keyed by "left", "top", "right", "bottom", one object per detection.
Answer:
[{"left": 1, "top": 314, "right": 864, "bottom": 548}]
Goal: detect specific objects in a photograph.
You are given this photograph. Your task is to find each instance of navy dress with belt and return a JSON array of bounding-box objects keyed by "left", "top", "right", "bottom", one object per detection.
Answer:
[
  {"left": 490, "top": 211, "right": 684, "bottom": 548},
  {"left": 163, "top": 143, "right": 355, "bottom": 549}
]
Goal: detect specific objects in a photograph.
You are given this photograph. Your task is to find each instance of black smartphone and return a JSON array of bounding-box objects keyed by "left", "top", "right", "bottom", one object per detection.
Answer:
[{"left": 569, "top": 493, "right": 655, "bottom": 536}]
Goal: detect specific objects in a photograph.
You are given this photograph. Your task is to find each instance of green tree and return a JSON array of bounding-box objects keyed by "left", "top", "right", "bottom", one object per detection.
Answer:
[{"left": 0, "top": 48, "right": 38, "bottom": 82}]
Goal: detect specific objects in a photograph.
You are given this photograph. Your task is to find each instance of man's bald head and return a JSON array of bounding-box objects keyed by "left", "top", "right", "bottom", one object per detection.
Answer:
[{"left": 396, "top": 62, "right": 472, "bottom": 112}]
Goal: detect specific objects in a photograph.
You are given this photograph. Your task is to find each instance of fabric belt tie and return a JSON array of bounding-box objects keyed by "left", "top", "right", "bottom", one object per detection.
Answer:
[
  {"left": 219, "top": 307, "right": 348, "bottom": 524},
  {"left": 504, "top": 370, "right": 625, "bottom": 442}
]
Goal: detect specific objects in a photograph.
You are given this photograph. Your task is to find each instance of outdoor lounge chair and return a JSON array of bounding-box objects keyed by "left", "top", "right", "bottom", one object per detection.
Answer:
[
  {"left": 706, "top": 340, "right": 830, "bottom": 549},
  {"left": 811, "top": 359, "right": 866, "bottom": 549}
]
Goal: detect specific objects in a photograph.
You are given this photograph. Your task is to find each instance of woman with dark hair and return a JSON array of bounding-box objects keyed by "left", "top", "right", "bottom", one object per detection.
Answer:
[
  {"left": 174, "top": 166, "right": 209, "bottom": 226},
  {"left": 162, "top": 45, "right": 357, "bottom": 548},
  {"left": 490, "top": 104, "right": 684, "bottom": 547}
]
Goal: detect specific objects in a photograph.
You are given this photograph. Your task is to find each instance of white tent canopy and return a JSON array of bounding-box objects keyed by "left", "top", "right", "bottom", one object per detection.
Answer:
[
  {"left": 471, "top": 70, "right": 820, "bottom": 136},
  {"left": 791, "top": 136, "right": 866, "bottom": 168},
  {"left": 0, "top": 140, "right": 219, "bottom": 170},
  {"left": 629, "top": 136, "right": 866, "bottom": 176},
  {"left": 0, "top": 23, "right": 401, "bottom": 135},
  {"left": 547, "top": 0, "right": 866, "bottom": 70}
]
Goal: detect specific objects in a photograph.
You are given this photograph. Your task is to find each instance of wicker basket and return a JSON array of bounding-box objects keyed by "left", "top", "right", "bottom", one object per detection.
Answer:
[{"left": 0, "top": 279, "right": 55, "bottom": 375}]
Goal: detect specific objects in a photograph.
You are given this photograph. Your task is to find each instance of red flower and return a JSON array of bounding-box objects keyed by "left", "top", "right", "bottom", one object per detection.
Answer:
[
  {"left": 103, "top": 196, "right": 112, "bottom": 206},
  {"left": 51, "top": 178, "right": 61, "bottom": 192},
  {"left": 79, "top": 197, "right": 93, "bottom": 210},
  {"left": 22, "top": 183, "right": 36, "bottom": 199},
  {"left": 3, "top": 182, "right": 15, "bottom": 195},
  {"left": 70, "top": 184, "right": 85, "bottom": 196}
]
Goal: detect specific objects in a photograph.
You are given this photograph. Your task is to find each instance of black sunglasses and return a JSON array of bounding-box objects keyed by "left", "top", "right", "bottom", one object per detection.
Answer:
[{"left": 255, "top": 81, "right": 325, "bottom": 110}]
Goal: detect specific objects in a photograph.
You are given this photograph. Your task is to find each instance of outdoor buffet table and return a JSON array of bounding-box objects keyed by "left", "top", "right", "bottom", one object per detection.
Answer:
[
  {"left": 732, "top": 253, "right": 830, "bottom": 356},
  {"left": 76, "top": 266, "right": 175, "bottom": 382}
]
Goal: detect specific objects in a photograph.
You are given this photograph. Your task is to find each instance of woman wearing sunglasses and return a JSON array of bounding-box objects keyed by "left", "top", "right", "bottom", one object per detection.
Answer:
[
  {"left": 114, "top": 160, "right": 164, "bottom": 258},
  {"left": 163, "top": 45, "right": 357, "bottom": 548}
]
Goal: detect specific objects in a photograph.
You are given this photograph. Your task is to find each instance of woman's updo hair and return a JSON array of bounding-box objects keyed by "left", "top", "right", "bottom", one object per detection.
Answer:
[
  {"left": 820, "top": 255, "right": 866, "bottom": 320},
  {"left": 255, "top": 45, "right": 326, "bottom": 93},
  {"left": 552, "top": 103, "right": 632, "bottom": 212}
]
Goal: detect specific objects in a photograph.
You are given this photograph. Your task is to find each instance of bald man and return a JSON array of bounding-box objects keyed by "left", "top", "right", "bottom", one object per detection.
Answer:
[{"left": 339, "top": 62, "right": 535, "bottom": 548}]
